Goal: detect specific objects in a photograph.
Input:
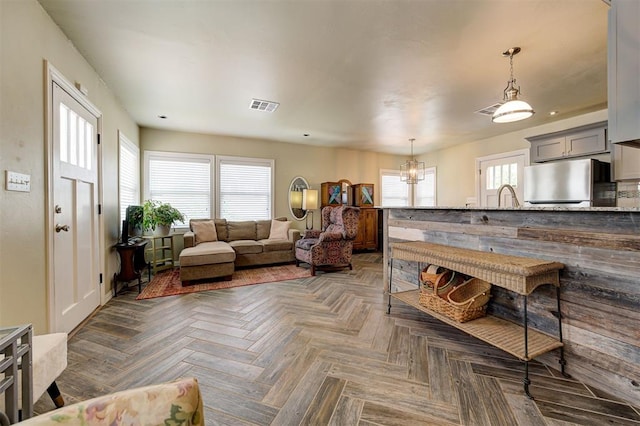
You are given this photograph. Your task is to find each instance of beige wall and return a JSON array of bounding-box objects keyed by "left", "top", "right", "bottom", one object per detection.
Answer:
[
  {"left": 420, "top": 109, "right": 609, "bottom": 207},
  {"left": 0, "top": 0, "right": 138, "bottom": 332},
  {"left": 141, "top": 128, "right": 404, "bottom": 231}
]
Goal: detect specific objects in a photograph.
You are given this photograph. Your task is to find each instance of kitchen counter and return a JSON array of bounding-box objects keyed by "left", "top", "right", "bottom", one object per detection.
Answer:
[{"left": 382, "top": 206, "right": 640, "bottom": 406}]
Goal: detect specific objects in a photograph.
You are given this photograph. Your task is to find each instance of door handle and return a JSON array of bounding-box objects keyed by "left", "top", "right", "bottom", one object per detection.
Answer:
[{"left": 55, "top": 224, "right": 70, "bottom": 233}]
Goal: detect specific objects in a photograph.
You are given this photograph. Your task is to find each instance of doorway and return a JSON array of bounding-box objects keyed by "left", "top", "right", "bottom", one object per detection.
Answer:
[
  {"left": 46, "top": 64, "right": 102, "bottom": 333},
  {"left": 476, "top": 149, "right": 529, "bottom": 207}
]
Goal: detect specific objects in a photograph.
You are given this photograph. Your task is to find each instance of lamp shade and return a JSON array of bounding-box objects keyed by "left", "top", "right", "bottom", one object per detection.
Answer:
[
  {"left": 290, "top": 190, "right": 303, "bottom": 209},
  {"left": 302, "top": 189, "right": 318, "bottom": 210},
  {"left": 492, "top": 99, "right": 535, "bottom": 123}
]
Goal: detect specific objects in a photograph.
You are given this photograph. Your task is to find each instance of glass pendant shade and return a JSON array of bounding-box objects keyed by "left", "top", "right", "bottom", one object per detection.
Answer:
[{"left": 492, "top": 99, "right": 535, "bottom": 123}]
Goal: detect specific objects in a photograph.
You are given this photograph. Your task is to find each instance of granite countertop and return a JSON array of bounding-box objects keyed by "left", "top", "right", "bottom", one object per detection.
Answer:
[{"left": 380, "top": 206, "right": 640, "bottom": 212}]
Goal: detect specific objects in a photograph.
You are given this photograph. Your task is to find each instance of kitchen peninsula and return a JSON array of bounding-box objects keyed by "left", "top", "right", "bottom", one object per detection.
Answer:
[{"left": 382, "top": 206, "right": 640, "bottom": 406}]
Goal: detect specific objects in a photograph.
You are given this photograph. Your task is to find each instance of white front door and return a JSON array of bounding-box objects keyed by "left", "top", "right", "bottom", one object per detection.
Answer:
[
  {"left": 51, "top": 81, "right": 100, "bottom": 333},
  {"left": 477, "top": 150, "right": 528, "bottom": 207}
]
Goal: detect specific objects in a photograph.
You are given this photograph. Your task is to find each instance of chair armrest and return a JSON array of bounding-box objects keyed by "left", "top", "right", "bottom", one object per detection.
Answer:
[
  {"left": 184, "top": 231, "right": 196, "bottom": 248},
  {"left": 303, "top": 230, "right": 322, "bottom": 239},
  {"left": 318, "top": 232, "right": 344, "bottom": 242}
]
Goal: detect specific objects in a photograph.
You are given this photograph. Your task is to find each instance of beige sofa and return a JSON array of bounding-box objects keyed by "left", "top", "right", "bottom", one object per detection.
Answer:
[{"left": 179, "top": 217, "right": 300, "bottom": 283}]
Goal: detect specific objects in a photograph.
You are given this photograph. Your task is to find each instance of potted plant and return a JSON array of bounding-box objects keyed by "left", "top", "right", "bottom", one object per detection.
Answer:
[
  {"left": 142, "top": 200, "right": 185, "bottom": 236},
  {"left": 127, "top": 205, "right": 144, "bottom": 236}
]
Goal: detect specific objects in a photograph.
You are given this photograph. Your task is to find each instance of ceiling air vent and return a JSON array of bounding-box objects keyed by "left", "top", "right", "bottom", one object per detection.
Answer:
[
  {"left": 475, "top": 102, "right": 504, "bottom": 116},
  {"left": 249, "top": 99, "right": 280, "bottom": 113}
]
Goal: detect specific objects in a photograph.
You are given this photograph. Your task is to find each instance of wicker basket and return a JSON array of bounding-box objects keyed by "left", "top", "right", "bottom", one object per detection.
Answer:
[{"left": 419, "top": 277, "right": 491, "bottom": 323}]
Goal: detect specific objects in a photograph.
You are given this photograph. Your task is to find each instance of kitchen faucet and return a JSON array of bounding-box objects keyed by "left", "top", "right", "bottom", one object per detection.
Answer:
[{"left": 497, "top": 184, "right": 521, "bottom": 208}]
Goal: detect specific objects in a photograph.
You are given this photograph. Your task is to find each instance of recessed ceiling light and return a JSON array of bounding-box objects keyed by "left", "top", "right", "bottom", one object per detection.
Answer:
[
  {"left": 158, "top": 115, "right": 167, "bottom": 119},
  {"left": 549, "top": 111, "right": 559, "bottom": 116},
  {"left": 249, "top": 99, "right": 279, "bottom": 113}
]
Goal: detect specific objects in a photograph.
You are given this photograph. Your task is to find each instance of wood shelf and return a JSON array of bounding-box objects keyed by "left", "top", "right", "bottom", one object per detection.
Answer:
[{"left": 390, "top": 290, "right": 563, "bottom": 360}]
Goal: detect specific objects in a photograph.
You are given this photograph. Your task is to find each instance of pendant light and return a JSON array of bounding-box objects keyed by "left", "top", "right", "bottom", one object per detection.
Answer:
[
  {"left": 492, "top": 47, "right": 535, "bottom": 123},
  {"left": 400, "top": 138, "right": 425, "bottom": 184}
]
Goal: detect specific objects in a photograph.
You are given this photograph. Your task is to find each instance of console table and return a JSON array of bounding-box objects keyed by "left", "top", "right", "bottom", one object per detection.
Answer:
[
  {"left": 0, "top": 324, "right": 33, "bottom": 423},
  {"left": 114, "top": 239, "right": 149, "bottom": 296},
  {"left": 387, "top": 241, "right": 566, "bottom": 398}
]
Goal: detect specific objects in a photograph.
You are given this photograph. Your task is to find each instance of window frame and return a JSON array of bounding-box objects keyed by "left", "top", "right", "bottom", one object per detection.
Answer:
[
  {"left": 118, "top": 131, "right": 140, "bottom": 224},
  {"left": 216, "top": 155, "right": 275, "bottom": 220},
  {"left": 143, "top": 150, "right": 214, "bottom": 230}
]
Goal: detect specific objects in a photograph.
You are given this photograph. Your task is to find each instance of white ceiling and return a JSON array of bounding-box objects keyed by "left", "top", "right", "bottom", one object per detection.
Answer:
[{"left": 37, "top": 0, "right": 609, "bottom": 155}]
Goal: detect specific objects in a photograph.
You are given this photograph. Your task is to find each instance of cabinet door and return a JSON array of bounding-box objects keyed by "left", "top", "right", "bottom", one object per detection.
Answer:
[
  {"left": 566, "top": 127, "right": 607, "bottom": 157},
  {"left": 530, "top": 137, "right": 566, "bottom": 162},
  {"left": 608, "top": 0, "right": 640, "bottom": 144},
  {"left": 613, "top": 144, "right": 640, "bottom": 180},
  {"left": 354, "top": 209, "right": 378, "bottom": 250}
]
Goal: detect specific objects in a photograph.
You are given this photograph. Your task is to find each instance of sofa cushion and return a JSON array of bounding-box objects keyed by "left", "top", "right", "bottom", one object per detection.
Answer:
[
  {"left": 228, "top": 240, "right": 263, "bottom": 255},
  {"left": 269, "top": 219, "right": 291, "bottom": 240},
  {"left": 261, "top": 239, "right": 293, "bottom": 252},
  {"left": 227, "top": 221, "right": 257, "bottom": 241},
  {"left": 179, "top": 241, "right": 235, "bottom": 266},
  {"left": 191, "top": 219, "right": 217, "bottom": 244},
  {"left": 256, "top": 220, "right": 272, "bottom": 240},
  {"left": 190, "top": 219, "right": 228, "bottom": 242}
]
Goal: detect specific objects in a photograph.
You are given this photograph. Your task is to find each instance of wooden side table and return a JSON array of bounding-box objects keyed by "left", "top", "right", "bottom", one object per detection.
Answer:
[
  {"left": 143, "top": 235, "right": 175, "bottom": 275},
  {"left": 114, "top": 239, "right": 149, "bottom": 296}
]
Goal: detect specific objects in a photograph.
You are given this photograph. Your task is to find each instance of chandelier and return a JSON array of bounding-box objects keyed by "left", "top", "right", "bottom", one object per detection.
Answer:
[
  {"left": 492, "top": 47, "right": 535, "bottom": 124},
  {"left": 400, "top": 138, "right": 425, "bottom": 184}
]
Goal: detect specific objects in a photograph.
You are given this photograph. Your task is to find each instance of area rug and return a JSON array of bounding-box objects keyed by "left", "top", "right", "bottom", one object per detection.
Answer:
[{"left": 136, "top": 264, "right": 311, "bottom": 300}]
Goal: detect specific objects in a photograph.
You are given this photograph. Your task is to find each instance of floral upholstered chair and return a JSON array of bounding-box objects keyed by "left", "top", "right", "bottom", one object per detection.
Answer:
[
  {"left": 295, "top": 205, "right": 360, "bottom": 276},
  {"left": 15, "top": 377, "right": 203, "bottom": 426}
]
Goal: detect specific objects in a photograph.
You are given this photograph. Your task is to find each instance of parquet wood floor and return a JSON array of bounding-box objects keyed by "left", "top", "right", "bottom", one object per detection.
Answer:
[{"left": 35, "top": 253, "right": 640, "bottom": 425}]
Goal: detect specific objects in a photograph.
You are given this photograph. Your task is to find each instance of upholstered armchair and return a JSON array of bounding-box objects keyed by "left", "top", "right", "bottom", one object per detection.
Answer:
[{"left": 295, "top": 205, "right": 360, "bottom": 276}]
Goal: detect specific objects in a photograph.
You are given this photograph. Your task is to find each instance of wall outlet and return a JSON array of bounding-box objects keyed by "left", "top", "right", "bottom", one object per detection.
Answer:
[{"left": 5, "top": 170, "right": 31, "bottom": 192}]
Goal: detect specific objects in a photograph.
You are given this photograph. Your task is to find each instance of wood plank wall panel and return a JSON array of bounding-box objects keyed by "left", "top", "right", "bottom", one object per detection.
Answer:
[{"left": 383, "top": 207, "right": 640, "bottom": 406}]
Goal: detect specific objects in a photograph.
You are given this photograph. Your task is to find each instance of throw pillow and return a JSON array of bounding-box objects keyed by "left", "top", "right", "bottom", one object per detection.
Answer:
[
  {"left": 192, "top": 220, "right": 217, "bottom": 244},
  {"left": 269, "top": 219, "right": 290, "bottom": 240}
]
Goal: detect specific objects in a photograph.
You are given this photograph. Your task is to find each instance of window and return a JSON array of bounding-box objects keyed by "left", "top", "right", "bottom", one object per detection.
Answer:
[
  {"left": 380, "top": 167, "right": 436, "bottom": 207},
  {"left": 415, "top": 167, "right": 437, "bottom": 206},
  {"left": 118, "top": 132, "right": 139, "bottom": 223},
  {"left": 486, "top": 162, "right": 518, "bottom": 190},
  {"left": 217, "top": 156, "right": 274, "bottom": 220},
  {"left": 144, "top": 151, "right": 213, "bottom": 227},
  {"left": 380, "top": 169, "right": 410, "bottom": 207}
]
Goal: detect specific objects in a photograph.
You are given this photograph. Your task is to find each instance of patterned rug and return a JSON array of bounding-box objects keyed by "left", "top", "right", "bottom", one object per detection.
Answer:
[{"left": 136, "top": 264, "right": 311, "bottom": 300}]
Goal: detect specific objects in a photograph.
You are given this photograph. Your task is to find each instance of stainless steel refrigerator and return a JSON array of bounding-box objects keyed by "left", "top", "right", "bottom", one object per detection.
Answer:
[{"left": 523, "top": 158, "right": 616, "bottom": 207}]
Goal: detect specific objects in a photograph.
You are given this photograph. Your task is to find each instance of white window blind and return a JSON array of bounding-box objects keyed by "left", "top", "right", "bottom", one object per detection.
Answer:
[
  {"left": 380, "top": 169, "right": 410, "bottom": 207},
  {"left": 217, "top": 156, "right": 273, "bottom": 220},
  {"left": 144, "top": 151, "right": 213, "bottom": 226},
  {"left": 119, "top": 133, "right": 139, "bottom": 223},
  {"left": 415, "top": 167, "right": 437, "bottom": 206}
]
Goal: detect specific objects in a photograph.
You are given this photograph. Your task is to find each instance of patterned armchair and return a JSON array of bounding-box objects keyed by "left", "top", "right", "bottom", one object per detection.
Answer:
[{"left": 295, "top": 205, "right": 360, "bottom": 276}]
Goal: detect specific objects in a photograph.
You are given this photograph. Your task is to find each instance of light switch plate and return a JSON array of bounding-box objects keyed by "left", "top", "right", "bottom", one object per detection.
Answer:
[{"left": 5, "top": 170, "right": 31, "bottom": 192}]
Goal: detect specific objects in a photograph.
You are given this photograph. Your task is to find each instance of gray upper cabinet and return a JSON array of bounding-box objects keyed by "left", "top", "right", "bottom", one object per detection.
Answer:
[
  {"left": 613, "top": 144, "right": 640, "bottom": 180},
  {"left": 608, "top": 0, "right": 640, "bottom": 146},
  {"left": 527, "top": 122, "right": 608, "bottom": 163}
]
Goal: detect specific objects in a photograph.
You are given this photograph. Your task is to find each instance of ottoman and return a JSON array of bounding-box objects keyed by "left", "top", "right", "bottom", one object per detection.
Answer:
[{"left": 179, "top": 241, "right": 235, "bottom": 284}]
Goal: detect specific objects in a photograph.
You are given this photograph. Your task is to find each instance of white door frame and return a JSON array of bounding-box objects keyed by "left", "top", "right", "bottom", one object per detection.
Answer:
[
  {"left": 475, "top": 148, "right": 530, "bottom": 207},
  {"left": 45, "top": 61, "right": 105, "bottom": 332}
]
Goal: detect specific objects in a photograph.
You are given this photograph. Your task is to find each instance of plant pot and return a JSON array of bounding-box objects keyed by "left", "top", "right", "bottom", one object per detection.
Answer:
[{"left": 153, "top": 224, "right": 171, "bottom": 236}]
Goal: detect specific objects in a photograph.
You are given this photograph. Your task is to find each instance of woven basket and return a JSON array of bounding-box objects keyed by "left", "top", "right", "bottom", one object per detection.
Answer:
[
  {"left": 420, "top": 264, "right": 445, "bottom": 285},
  {"left": 419, "top": 276, "right": 491, "bottom": 323}
]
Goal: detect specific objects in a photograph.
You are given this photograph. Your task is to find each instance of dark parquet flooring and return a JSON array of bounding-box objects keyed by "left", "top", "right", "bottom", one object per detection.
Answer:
[{"left": 35, "top": 253, "right": 640, "bottom": 425}]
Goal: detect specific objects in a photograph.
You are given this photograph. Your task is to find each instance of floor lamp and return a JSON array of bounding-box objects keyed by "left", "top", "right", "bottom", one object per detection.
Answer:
[{"left": 302, "top": 189, "right": 318, "bottom": 230}]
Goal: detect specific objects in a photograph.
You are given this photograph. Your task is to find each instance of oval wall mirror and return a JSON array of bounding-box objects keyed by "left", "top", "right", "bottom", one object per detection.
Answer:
[{"left": 289, "top": 176, "right": 309, "bottom": 220}]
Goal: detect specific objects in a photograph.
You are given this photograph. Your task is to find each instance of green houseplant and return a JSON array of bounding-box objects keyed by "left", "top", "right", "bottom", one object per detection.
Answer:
[{"left": 142, "top": 200, "right": 185, "bottom": 235}]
